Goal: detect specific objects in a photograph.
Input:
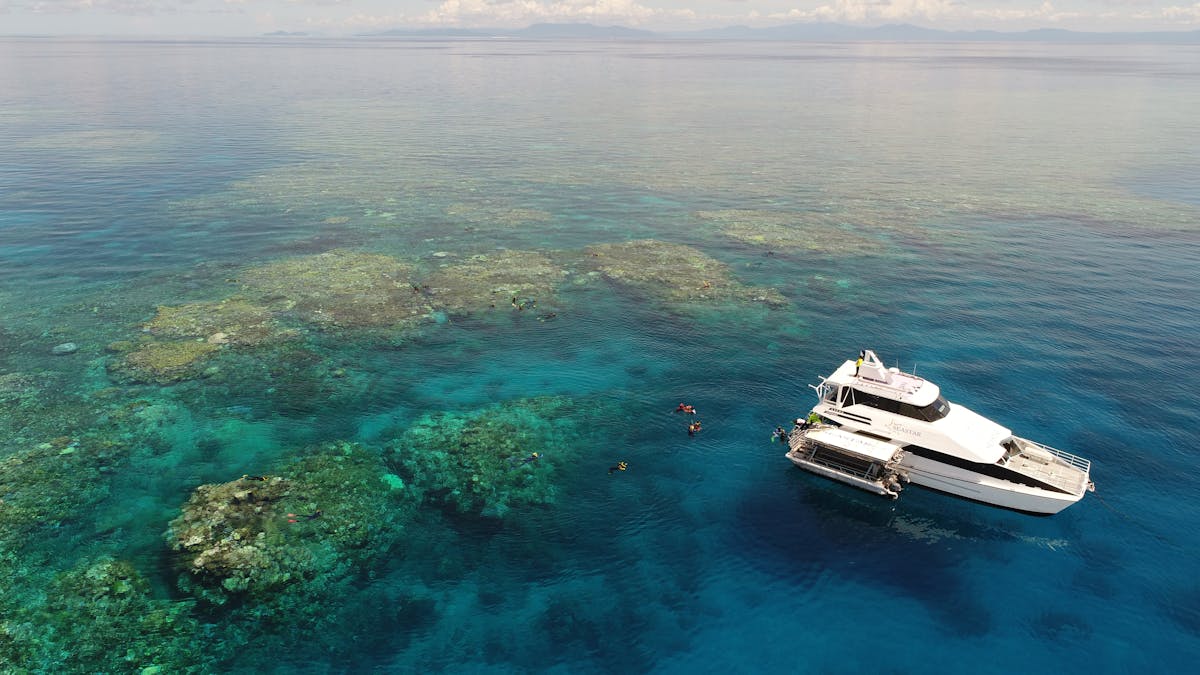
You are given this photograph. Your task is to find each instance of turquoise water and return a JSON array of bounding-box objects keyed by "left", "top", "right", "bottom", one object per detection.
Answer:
[{"left": 1, "top": 37, "right": 1199, "bottom": 672}]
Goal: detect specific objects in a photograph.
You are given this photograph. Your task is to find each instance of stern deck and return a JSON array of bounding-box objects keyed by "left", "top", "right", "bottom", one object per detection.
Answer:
[{"left": 1002, "top": 438, "right": 1091, "bottom": 496}]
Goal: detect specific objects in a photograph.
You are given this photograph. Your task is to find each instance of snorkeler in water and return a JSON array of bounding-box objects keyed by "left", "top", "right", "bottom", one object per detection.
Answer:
[
  {"left": 608, "top": 461, "right": 628, "bottom": 474},
  {"left": 287, "top": 510, "right": 322, "bottom": 524}
]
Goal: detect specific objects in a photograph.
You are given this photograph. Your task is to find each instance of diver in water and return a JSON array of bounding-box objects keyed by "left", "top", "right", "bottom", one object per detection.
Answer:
[
  {"left": 286, "top": 510, "right": 322, "bottom": 524},
  {"left": 507, "top": 451, "right": 541, "bottom": 466},
  {"left": 688, "top": 421, "right": 702, "bottom": 436},
  {"left": 608, "top": 461, "right": 628, "bottom": 475}
]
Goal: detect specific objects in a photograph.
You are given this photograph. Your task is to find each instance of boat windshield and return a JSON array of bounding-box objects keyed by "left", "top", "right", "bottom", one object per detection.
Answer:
[{"left": 926, "top": 395, "right": 950, "bottom": 421}]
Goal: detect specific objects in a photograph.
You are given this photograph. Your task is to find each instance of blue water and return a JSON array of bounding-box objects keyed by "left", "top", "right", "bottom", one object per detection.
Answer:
[{"left": 1, "top": 37, "right": 1199, "bottom": 673}]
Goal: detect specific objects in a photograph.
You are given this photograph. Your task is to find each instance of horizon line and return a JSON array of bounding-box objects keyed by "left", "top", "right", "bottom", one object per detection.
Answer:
[{"left": 4, "top": 21, "right": 1200, "bottom": 41}]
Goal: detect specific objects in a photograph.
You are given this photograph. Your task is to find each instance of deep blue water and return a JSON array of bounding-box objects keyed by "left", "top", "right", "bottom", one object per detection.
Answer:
[{"left": 1, "top": 37, "right": 1199, "bottom": 673}]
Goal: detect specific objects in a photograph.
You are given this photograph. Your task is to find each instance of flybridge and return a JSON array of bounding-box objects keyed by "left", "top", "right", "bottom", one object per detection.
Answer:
[
  {"left": 847, "top": 349, "right": 940, "bottom": 406},
  {"left": 810, "top": 349, "right": 947, "bottom": 416}
]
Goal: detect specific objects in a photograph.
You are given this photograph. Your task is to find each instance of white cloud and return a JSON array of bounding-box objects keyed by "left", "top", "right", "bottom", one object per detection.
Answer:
[
  {"left": 1160, "top": 3, "right": 1200, "bottom": 22},
  {"left": 769, "top": 0, "right": 960, "bottom": 25},
  {"left": 412, "top": 0, "right": 694, "bottom": 28},
  {"left": 302, "top": 11, "right": 400, "bottom": 29},
  {"left": 971, "top": 1, "right": 1082, "bottom": 23},
  {"left": 4, "top": 0, "right": 1200, "bottom": 33}
]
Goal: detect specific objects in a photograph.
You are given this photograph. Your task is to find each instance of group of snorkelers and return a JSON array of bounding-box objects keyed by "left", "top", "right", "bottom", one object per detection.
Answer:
[
  {"left": 674, "top": 402, "right": 704, "bottom": 436},
  {"left": 497, "top": 398, "right": 718, "bottom": 480},
  {"left": 507, "top": 296, "right": 556, "bottom": 322}
]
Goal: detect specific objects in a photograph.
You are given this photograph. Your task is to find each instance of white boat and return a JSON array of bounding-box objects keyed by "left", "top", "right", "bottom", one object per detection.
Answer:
[{"left": 799, "top": 349, "right": 1094, "bottom": 515}]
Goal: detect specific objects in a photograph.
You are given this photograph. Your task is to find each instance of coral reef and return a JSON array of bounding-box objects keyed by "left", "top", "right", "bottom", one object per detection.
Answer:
[
  {"left": 0, "top": 437, "right": 124, "bottom": 552},
  {"left": 423, "top": 249, "right": 565, "bottom": 314},
  {"left": 179, "top": 342, "right": 368, "bottom": 417},
  {"left": 446, "top": 202, "right": 554, "bottom": 230},
  {"left": 166, "top": 442, "right": 414, "bottom": 606},
  {"left": 167, "top": 474, "right": 297, "bottom": 598},
  {"left": 580, "top": 239, "right": 787, "bottom": 307},
  {"left": 385, "top": 396, "right": 580, "bottom": 518},
  {"left": 3, "top": 557, "right": 212, "bottom": 673},
  {"left": 108, "top": 339, "right": 221, "bottom": 384},
  {"left": 142, "top": 298, "right": 286, "bottom": 347},
  {"left": 0, "top": 371, "right": 53, "bottom": 405},
  {"left": 695, "top": 209, "right": 885, "bottom": 254},
  {"left": 239, "top": 249, "right": 429, "bottom": 329}
]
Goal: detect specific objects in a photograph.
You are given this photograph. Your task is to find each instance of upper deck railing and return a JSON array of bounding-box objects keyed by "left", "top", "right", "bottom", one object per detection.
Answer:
[{"left": 1020, "top": 437, "right": 1092, "bottom": 474}]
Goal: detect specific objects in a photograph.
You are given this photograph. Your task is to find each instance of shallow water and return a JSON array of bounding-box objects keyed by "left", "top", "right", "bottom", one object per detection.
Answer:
[{"left": 1, "top": 37, "right": 1199, "bottom": 672}]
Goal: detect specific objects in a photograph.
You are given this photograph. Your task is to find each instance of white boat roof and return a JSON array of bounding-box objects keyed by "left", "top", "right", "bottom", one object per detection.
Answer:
[
  {"left": 805, "top": 427, "right": 903, "bottom": 462},
  {"left": 826, "top": 349, "right": 940, "bottom": 407}
]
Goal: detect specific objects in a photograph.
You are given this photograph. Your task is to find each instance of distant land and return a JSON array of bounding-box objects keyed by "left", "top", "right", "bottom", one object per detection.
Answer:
[{"left": 362, "top": 21, "right": 1200, "bottom": 44}]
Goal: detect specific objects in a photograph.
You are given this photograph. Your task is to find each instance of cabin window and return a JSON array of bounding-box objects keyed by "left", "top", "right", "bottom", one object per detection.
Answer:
[
  {"left": 925, "top": 396, "right": 951, "bottom": 421},
  {"left": 847, "top": 388, "right": 947, "bottom": 421},
  {"left": 847, "top": 388, "right": 899, "bottom": 414},
  {"left": 907, "top": 396, "right": 950, "bottom": 422}
]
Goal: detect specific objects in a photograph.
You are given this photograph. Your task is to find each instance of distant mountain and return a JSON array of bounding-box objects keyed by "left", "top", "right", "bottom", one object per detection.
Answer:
[
  {"left": 366, "top": 23, "right": 654, "bottom": 39},
  {"left": 368, "top": 27, "right": 492, "bottom": 38},
  {"left": 676, "top": 22, "right": 1200, "bottom": 44},
  {"left": 364, "top": 22, "right": 1200, "bottom": 44},
  {"left": 515, "top": 23, "right": 656, "bottom": 39},
  {"left": 262, "top": 31, "right": 309, "bottom": 37}
]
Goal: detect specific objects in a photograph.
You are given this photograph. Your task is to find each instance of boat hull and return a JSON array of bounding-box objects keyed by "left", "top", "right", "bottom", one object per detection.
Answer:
[{"left": 899, "top": 454, "right": 1084, "bottom": 515}]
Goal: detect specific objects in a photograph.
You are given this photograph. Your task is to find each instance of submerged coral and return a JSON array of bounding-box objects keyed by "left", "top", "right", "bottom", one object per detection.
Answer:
[
  {"left": 695, "top": 209, "right": 885, "bottom": 254},
  {"left": 17, "top": 558, "right": 211, "bottom": 673},
  {"left": 423, "top": 249, "right": 566, "bottom": 314},
  {"left": 108, "top": 339, "right": 221, "bottom": 384},
  {"left": 580, "top": 239, "right": 787, "bottom": 307},
  {"left": 167, "top": 474, "right": 295, "bottom": 598},
  {"left": 166, "top": 443, "right": 414, "bottom": 605},
  {"left": 239, "top": 249, "right": 429, "bottom": 329},
  {"left": 0, "top": 438, "right": 125, "bottom": 552},
  {"left": 142, "top": 297, "right": 286, "bottom": 347},
  {"left": 446, "top": 202, "right": 554, "bottom": 230},
  {"left": 183, "top": 342, "right": 368, "bottom": 417},
  {"left": 385, "top": 396, "right": 580, "bottom": 518}
]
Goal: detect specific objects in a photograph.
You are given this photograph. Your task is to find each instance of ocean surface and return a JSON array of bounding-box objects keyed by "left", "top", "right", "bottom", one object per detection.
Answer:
[{"left": 1, "top": 37, "right": 1199, "bottom": 673}]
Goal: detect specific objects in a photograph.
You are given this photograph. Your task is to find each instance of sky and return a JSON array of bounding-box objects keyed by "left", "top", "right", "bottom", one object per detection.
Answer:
[{"left": 1, "top": 0, "right": 1199, "bottom": 36}]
